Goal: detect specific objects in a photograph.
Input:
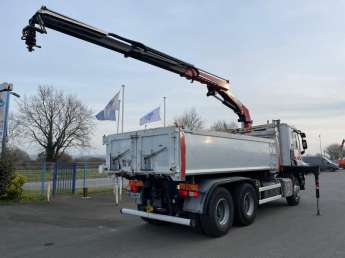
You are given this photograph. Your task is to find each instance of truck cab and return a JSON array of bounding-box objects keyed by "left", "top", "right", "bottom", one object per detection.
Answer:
[{"left": 245, "top": 120, "right": 308, "bottom": 168}]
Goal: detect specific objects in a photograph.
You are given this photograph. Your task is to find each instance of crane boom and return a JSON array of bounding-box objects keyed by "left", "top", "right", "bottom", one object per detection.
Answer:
[{"left": 21, "top": 6, "right": 252, "bottom": 129}]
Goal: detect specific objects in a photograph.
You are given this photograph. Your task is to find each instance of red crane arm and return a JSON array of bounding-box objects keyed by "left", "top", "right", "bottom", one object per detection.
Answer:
[{"left": 21, "top": 6, "right": 252, "bottom": 129}]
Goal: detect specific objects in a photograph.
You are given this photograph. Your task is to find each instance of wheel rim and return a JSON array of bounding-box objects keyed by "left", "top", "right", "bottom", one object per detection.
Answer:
[
  {"left": 215, "top": 198, "right": 230, "bottom": 225},
  {"left": 294, "top": 184, "right": 300, "bottom": 200},
  {"left": 243, "top": 192, "right": 255, "bottom": 216}
]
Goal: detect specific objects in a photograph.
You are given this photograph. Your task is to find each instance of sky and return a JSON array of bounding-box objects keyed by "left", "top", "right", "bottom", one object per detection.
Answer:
[{"left": 1, "top": 0, "right": 344, "bottom": 156}]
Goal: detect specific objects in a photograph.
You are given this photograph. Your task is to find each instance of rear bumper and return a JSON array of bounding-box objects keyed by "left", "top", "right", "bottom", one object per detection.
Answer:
[{"left": 120, "top": 208, "right": 192, "bottom": 226}]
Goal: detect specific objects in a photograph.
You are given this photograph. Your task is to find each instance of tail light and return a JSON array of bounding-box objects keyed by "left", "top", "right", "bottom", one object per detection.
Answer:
[
  {"left": 178, "top": 183, "right": 199, "bottom": 198},
  {"left": 128, "top": 180, "right": 144, "bottom": 193},
  {"left": 179, "top": 190, "right": 188, "bottom": 198}
]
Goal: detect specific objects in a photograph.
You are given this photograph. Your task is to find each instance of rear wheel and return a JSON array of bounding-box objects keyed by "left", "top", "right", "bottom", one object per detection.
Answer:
[
  {"left": 233, "top": 183, "right": 258, "bottom": 226},
  {"left": 201, "top": 187, "right": 234, "bottom": 237}
]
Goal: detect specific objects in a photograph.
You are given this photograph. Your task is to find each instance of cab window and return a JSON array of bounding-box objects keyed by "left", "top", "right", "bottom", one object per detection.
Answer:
[{"left": 291, "top": 132, "right": 300, "bottom": 150}]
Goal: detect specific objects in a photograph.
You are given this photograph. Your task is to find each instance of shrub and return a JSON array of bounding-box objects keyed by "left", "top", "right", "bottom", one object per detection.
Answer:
[
  {"left": 0, "top": 158, "right": 15, "bottom": 196},
  {"left": 4, "top": 174, "right": 26, "bottom": 200},
  {"left": 0, "top": 157, "right": 26, "bottom": 201}
]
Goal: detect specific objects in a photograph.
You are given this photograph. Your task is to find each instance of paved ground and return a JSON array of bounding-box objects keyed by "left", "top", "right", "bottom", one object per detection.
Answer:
[{"left": 1, "top": 171, "right": 345, "bottom": 258}]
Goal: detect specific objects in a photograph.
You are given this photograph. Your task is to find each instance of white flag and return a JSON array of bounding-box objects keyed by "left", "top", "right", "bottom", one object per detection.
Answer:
[
  {"left": 140, "top": 107, "right": 161, "bottom": 126},
  {"left": 96, "top": 91, "right": 120, "bottom": 121}
]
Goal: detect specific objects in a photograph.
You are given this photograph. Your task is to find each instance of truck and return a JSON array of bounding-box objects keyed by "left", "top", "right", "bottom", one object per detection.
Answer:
[{"left": 21, "top": 6, "right": 317, "bottom": 236}]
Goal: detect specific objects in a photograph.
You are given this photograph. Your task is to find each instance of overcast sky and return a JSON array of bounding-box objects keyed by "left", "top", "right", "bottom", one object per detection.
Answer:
[{"left": 1, "top": 0, "right": 344, "bottom": 156}]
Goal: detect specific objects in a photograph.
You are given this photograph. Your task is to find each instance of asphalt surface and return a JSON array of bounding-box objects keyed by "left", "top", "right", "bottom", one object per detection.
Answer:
[{"left": 1, "top": 171, "right": 345, "bottom": 258}]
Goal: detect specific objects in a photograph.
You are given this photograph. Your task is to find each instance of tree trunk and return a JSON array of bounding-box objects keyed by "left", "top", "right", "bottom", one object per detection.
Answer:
[
  {"left": 45, "top": 147, "right": 55, "bottom": 162},
  {"left": 45, "top": 122, "right": 55, "bottom": 162}
]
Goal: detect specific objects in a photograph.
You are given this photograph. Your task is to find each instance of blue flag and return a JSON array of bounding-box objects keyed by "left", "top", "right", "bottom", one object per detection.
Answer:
[
  {"left": 96, "top": 92, "right": 120, "bottom": 121},
  {"left": 140, "top": 107, "right": 161, "bottom": 126}
]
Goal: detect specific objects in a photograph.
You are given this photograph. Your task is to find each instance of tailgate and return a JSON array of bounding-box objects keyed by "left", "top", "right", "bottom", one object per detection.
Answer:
[{"left": 104, "top": 127, "right": 182, "bottom": 180}]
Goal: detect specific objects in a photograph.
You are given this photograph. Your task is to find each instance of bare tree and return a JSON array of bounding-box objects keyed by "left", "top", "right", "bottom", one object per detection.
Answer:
[
  {"left": 210, "top": 120, "right": 238, "bottom": 132},
  {"left": 174, "top": 108, "right": 204, "bottom": 130},
  {"left": 325, "top": 143, "right": 344, "bottom": 160},
  {"left": 17, "top": 86, "right": 94, "bottom": 161}
]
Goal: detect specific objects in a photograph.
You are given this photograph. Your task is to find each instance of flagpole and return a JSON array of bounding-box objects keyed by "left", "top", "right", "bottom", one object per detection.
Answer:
[
  {"left": 121, "top": 84, "right": 125, "bottom": 134},
  {"left": 117, "top": 100, "right": 120, "bottom": 134},
  {"left": 163, "top": 96, "right": 166, "bottom": 127}
]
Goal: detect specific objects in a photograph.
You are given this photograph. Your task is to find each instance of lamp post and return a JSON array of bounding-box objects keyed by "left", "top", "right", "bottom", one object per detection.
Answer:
[{"left": 0, "top": 83, "right": 20, "bottom": 158}]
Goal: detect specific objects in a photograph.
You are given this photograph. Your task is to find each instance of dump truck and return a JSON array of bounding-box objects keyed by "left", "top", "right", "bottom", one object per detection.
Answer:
[
  {"left": 104, "top": 121, "right": 312, "bottom": 236},
  {"left": 22, "top": 6, "right": 317, "bottom": 236}
]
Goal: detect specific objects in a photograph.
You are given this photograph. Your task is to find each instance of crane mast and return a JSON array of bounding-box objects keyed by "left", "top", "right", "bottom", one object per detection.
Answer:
[{"left": 21, "top": 6, "right": 252, "bottom": 129}]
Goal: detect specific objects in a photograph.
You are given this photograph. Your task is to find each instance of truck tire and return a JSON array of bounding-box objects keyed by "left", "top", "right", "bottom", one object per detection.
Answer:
[
  {"left": 201, "top": 187, "right": 234, "bottom": 237},
  {"left": 233, "top": 183, "right": 258, "bottom": 226},
  {"left": 286, "top": 191, "right": 300, "bottom": 206},
  {"left": 286, "top": 177, "right": 300, "bottom": 206}
]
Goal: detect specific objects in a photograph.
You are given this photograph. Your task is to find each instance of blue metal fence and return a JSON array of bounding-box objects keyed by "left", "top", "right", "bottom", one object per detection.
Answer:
[
  {"left": 52, "top": 162, "right": 77, "bottom": 196},
  {"left": 19, "top": 160, "right": 112, "bottom": 198}
]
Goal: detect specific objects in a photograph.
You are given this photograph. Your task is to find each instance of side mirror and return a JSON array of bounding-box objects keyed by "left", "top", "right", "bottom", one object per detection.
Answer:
[{"left": 302, "top": 139, "right": 308, "bottom": 150}]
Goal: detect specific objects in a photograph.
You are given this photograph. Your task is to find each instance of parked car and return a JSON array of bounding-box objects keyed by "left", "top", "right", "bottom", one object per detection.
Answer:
[{"left": 303, "top": 156, "right": 339, "bottom": 171}]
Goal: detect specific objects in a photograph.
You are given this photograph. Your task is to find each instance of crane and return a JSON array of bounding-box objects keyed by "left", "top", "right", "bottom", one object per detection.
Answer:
[{"left": 21, "top": 6, "right": 253, "bottom": 129}]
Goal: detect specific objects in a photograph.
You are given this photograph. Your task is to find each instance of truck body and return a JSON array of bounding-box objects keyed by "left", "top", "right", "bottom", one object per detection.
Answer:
[
  {"left": 104, "top": 121, "right": 315, "bottom": 236},
  {"left": 104, "top": 127, "right": 277, "bottom": 181}
]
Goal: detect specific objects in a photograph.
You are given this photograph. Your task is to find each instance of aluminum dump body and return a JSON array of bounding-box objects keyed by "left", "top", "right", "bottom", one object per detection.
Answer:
[{"left": 103, "top": 127, "right": 278, "bottom": 181}]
